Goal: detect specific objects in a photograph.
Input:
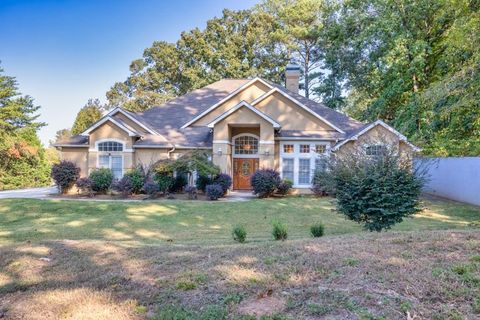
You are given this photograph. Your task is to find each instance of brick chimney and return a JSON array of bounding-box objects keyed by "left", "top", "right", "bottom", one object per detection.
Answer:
[{"left": 285, "top": 62, "right": 300, "bottom": 93}]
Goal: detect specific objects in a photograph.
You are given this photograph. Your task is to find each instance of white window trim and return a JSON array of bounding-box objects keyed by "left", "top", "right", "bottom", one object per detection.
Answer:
[
  {"left": 279, "top": 141, "right": 330, "bottom": 188},
  {"left": 97, "top": 154, "right": 124, "bottom": 179},
  {"left": 90, "top": 139, "right": 133, "bottom": 152},
  {"left": 232, "top": 133, "right": 260, "bottom": 158}
]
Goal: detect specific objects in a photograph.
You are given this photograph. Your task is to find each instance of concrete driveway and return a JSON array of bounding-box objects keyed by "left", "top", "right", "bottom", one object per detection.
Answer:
[{"left": 0, "top": 186, "right": 58, "bottom": 199}]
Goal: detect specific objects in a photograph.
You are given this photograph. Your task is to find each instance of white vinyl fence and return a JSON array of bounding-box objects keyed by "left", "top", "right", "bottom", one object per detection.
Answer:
[{"left": 414, "top": 157, "right": 480, "bottom": 206}]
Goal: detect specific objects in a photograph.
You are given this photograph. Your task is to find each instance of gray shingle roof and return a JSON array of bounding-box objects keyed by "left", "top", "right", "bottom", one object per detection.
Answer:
[
  {"left": 60, "top": 78, "right": 367, "bottom": 147},
  {"left": 55, "top": 134, "right": 89, "bottom": 146}
]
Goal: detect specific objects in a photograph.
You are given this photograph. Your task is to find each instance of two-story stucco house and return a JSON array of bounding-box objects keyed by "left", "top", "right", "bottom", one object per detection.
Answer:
[{"left": 56, "top": 64, "right": 419, "bottom": 191}]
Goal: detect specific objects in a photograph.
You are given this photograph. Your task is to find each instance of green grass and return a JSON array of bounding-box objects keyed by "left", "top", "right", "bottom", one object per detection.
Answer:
[{"left": 0, "top": 196, "right": 478, "bottom": 246}]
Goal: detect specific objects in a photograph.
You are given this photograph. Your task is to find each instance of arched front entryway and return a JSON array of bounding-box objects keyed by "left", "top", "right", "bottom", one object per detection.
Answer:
[{"left": 232, "top": 134, "right": 259, "bottom": 190}]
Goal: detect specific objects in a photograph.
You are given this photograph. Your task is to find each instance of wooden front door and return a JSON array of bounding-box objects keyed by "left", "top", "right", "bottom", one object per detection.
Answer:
[{"left": 233, "top": 158, "right": 259, "bottom": 190}]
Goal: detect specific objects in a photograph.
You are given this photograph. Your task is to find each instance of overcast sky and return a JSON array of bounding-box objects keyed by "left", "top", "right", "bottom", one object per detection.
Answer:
[{"left": 0, "top": 0, "right": 258, "bottom": 144}]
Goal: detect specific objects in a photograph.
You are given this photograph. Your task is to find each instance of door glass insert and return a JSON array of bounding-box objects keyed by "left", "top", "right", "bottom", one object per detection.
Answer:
[{"left": 242, "top": 161, "right": 250, "bottom": 176}]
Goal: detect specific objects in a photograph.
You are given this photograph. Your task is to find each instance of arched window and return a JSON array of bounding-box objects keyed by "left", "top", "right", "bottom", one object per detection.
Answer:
[
  {"left": 234, "top": 135, "right": 258, "bottom": 155},
  {"left": 97, "top": 141, "right": 123, "bottom": 152}
]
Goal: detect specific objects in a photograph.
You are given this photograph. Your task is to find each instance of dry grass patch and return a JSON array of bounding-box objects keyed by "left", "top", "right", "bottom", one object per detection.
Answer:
[{"left": 0, "top": 230, "right": 479, "bottom": 319}]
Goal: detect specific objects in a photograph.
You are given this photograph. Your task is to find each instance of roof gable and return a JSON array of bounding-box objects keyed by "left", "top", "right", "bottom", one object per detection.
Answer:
[
  {"left": 181, "top": 78, "right": 273, "bottom": 128},
  {"left": 81, "top": 116, "right": 139, "bottom": 137},
  {"left": 207, "top": 101, "right": 281, "bottom": 128},
  {"left": 331, "top": 120, "right": 420, "bottom": 151}
]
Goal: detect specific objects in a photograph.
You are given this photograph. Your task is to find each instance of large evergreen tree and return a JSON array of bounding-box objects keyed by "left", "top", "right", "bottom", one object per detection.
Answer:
[
  {"left": 0, "top": 64, "right": 50, "bottom": 189},
  {"left": 71, "top": 99, "right": 103, "bottom": 135}
]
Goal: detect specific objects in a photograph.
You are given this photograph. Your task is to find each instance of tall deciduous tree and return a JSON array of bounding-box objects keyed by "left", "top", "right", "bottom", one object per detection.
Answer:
[
  {"left": 258, "top": 0, "right": 326, "bottom": 99},
  {"left": 106, "top": 9, "right": 289, "bottom": 112},
  {"left": 71, "top": 99, "right": 103, "bottom": 135}
]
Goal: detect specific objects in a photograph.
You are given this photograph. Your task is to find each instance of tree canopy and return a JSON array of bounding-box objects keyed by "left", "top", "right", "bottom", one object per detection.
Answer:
[
  {"left": 0, "top": 64, "right": 50, "bottom": 189},
  {"left": 106, "top": 0, "right": 479, "bottom": 156},
  {"left": 71, "top": 98, "right": 104, "bottom": 135}
]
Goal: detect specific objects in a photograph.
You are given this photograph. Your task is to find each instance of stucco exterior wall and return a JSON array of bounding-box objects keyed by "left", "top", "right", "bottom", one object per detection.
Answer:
[
  {"left": 193, "top": 81, "right": 270, "bottom": 126},
  {"left": 88, "top": 121, "right": 135, "bottom": 149},
  {"left": 255, "top": 91, "right": 335, "bottom": 131},
  {"left": 60, "top": 147, "right": 89, "bottom": 177},
  {"left": 335, "top": 125, "right": 414, "bottom": 159},
  {"left": 112, "top": 113, "right": 149, "bottom": 135},
  {"left": 134, "top": 148, "right": 170, "bottom": 167}
]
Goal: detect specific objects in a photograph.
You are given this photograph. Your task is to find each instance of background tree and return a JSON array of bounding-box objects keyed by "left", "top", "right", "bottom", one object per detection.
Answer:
[
  {"left": 106, "top": 9, "right": 289, "bottom": 112},
  {"left": 258, "top": 0, "right": 326, "bottom": 99},
  {"left": 0, "top": 63, "right": 50, "bottom": 189},
  {"left": 71, "top": 99, "right": 103, "bottom": 135}
]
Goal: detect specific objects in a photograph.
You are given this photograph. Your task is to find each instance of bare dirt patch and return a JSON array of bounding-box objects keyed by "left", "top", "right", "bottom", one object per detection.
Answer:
[{"left": 1, "top": 230, "right": 479, "bottom": 319}]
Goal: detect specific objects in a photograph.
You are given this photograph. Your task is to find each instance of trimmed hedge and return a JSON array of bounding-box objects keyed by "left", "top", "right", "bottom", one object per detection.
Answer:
[
  {"left": 250, "top": 169, "right": 281, "bottom": 198},
  {"left": 51, "top": 161, "right": 80, "bottom": 193}
]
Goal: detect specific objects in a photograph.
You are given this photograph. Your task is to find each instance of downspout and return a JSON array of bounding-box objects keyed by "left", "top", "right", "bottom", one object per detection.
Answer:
[{"left": 167, "top": 144, "right": 176, "bottom": 159}]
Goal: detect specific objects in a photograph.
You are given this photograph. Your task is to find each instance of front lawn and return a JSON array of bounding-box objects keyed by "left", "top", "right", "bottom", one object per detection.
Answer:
[
  {"left": 0, "top": 196, "right": 479, "bottom": 246},
  {"left": 1, "top": 196, "right": 479, "bottom": 319}
]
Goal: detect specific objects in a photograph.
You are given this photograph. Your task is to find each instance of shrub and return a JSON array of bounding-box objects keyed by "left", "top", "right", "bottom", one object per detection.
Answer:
[
  {"left": 277, "top": 179, "right": 293, "bottom": 195},
  {"left": 311, "top": 168, "right": 335, "bottom": 196},
  {"left": 250, "top": 169, "right": 281, "bottom": 198},
  {"left": 310, "top": 222, "right": 325, "bottom": 237},
  {"left": 196, "top": 175, "right": 212, "bottom": 192},
  {"left": 205, "top": 184, "right": 223, "bottom": 200},
  {"left": 232, "top": 225, "right": 247, "bottom": 243},
  {"left": 155, "top": 174, "right": 174, "bottom": 195},
  {"left": 272, "top": 221, "right": 288, "bottom": 241},
  {"left": 51, "top": 161, "right": 80, "bottom": 193},
  {"left": 112, "top": 175, "right": 133, "bottom": 198},
  {"left": 89, "top": 168, "right": 113, "bottom": 193},
  {"left": 124, "top": 168, "right": 144, "bottom": 194},
  {"left": 213, "top": 173, "right": 232, "bottom": 195},
  {"left": 323, "top": 148, "right": 426, "bottom": 232},
  {"left": 184, "top": 185, "right": 197, "bottom": 200},
  {"left": 75, "top": 177, "right": 93, "bottom": 197},
  {"left": 142, "top": 178, "right": 159, "bottom": 198},
  {"left": 170, "top": 173, "right": 188, "bottom": 193}
]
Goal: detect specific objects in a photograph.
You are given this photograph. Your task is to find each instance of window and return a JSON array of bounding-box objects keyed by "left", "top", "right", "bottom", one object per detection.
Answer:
[
  {"left": 298, "top": 159, "right": 311, "bottom": 184},
  {"left": 98, "top": 141, "right": 123, "bottom": 152},
  {"left": 283, "top": 144, "right": 294, "bottom": 153},
  {"left": 315, "top": 145, "right": 326, "bottom": 154},
  {"left": 300, "top": 144, "right": 310, "bottom": 153},
  {"left": 365, "top": 144, "right": 387, "bottom": 157},
  {"left": 234, "top": 135, "right": 258, "bottom": 155},
  {"left": 282, "top": 158, "right": 294, "bottom": 181},
  {"left": 98, "top": 155, "right": 123, "bottom": 180}
]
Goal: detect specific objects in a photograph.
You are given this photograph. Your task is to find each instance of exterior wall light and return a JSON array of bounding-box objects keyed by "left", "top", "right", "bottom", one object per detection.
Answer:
[
  {"left": 264, "top": 149, "right": 270, "bottom": 156},
  {"left": 217, "top": 148, "right": 222, "bottom": 156}
]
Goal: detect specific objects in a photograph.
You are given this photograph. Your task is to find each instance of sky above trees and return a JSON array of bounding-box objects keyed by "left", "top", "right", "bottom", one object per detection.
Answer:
[{"left": 0, "top": 0, "right": 258, "bottom": 144}]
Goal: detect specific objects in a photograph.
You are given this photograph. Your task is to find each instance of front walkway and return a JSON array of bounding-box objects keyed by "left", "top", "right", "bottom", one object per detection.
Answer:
[
  {"left": 221, "top": 190, "right": 256, "bottom": 202},
  {"left": 0, "top": 186, "right": 58, "bottom": 199}
]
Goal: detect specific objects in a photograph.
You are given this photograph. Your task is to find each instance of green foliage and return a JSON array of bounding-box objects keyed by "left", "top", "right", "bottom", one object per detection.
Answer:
[
  {"left": 142, "top": 178, "right": 159, "bottom": 197},
  {"left": 232, "top": 225, "right": 247, "bottom": 243},
  {"left": 277, "top": 179, "right": 293, "bottom": 195},
  {"left": 51, "top": 160, "right": 80, "bottom": 193},
  {"left": 170, "top": 173, "right": 188, "bottom": 192},
  {"left": 124, "top": 168, "right": 144, "bottom": 194},
  {"left": 310, "top": 222, "right": 325, "bottom": 237},
  {"left": 106, "top": 9, "right": 289, "bottom": 112},
  {"left": 89, "top": 168, "right": 113, "bottom": 193},
  {"left": 0, "top": 64, "right": 50, "bottom": 190},
  {"left": 272, "top": 221, "right": 288, "bottom": 241},
  {"left": 112, "top": 175, "right": 133, "bottom": 198},
  {"left": 71, "top": 99, "right": 103, "bottom": 135},
  {"left": 312, "top": 166, "right": 336, "bottom": 196},
  {"left": 251, "top": 169, "right": 281, "bottom": 198},
  {"left": 324, "top": 149, "right": 425, "bottom": 232},
  {"left": 155, "top": 174, "right": 174, "bottom": 195},
  {"left": 171, "top": 150, "right": 220, "bottom": 178},
  {"left": 205, "top": 184, "right": 223, "bottom": 200},
  {"left": 213, "top": 173, "right": 232, "bottom": 195},
  {"left": 196, "top": 175, "right": 212, "bottom": 192}
]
